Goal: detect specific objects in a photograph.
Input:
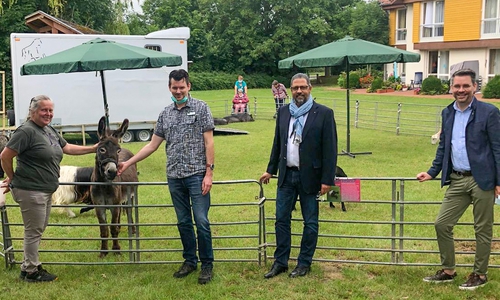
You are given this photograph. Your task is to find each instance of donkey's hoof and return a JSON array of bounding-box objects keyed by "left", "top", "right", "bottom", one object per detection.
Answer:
[
  {"left": 99, "top": 252, "right": 108, "bottom": 258},
  {"left": 112, "top": 246, "right": 121, "bottom": 255}
]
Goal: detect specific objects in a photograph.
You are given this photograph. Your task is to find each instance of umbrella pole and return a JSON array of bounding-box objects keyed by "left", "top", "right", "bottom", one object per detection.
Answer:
[
  {"left": 100, "top": 70, "right": 110, "bottom": 127},
  {"left": 341, "top": 61, "right": 372, "bottom": 158},
  {"left": 346, "top": 67, "right": 351, "bottom": 153}
]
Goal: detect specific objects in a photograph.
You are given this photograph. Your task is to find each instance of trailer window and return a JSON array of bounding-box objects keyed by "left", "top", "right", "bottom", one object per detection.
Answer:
[{"left": 145, "top": 45, "right": 161, "bottom": 52}]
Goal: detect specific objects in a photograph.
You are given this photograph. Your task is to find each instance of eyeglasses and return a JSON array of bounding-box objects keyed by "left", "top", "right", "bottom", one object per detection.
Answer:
[{"left": 291, "top": 85, "right": 309, "bottom": 92}]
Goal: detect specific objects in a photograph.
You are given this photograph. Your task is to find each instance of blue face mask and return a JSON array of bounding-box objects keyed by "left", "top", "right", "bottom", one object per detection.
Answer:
[{"left": 171, "top": 96, "right": 188, "bottom": 104}]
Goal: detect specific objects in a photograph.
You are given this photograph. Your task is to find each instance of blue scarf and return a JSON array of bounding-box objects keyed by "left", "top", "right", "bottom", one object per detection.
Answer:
[{"left": 289, "top": 95, "right": 313, "bottom": 144}]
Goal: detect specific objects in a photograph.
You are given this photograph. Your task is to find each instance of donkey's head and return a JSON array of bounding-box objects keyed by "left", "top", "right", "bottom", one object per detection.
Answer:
[{"left": 95, "top": 116, "right": 129, "bottom": 181}]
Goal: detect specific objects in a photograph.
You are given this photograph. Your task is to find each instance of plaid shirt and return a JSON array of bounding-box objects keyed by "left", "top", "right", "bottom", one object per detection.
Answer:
[
  {"left": 272, "top": 83, "right": 288, "bottom": 99},
  {"left": 154, "top": 96, "right": 214, "bottom": 179}
]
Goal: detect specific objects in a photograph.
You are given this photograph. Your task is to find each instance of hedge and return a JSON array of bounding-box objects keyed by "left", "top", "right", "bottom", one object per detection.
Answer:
[{"left": 189, "top": 72, "right": 289, "bottom": 91}]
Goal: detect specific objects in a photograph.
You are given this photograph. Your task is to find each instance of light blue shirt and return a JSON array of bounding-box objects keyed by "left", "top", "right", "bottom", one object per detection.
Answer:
[
  {"left": 286, "top": 114, "right": 308, "bottom": 168},
  {"left": 451, "top": 101, "right": 473, "bottom": 172}
]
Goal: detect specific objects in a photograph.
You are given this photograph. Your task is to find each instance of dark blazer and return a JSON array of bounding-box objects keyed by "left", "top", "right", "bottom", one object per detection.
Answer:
[
  {"left": 427, "top": 97, "right": 500, "bottom": 190},
  {"left": 266, "top": 101, "right": 337, "bottom": 194}
]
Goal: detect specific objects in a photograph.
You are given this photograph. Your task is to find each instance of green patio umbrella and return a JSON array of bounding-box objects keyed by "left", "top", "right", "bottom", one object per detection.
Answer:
[
  {"left": 279, "top": 36, "right": 421, "bottom": 157},
  {"left": 21, "top": 38, "right": 183, "bottom": 126}
]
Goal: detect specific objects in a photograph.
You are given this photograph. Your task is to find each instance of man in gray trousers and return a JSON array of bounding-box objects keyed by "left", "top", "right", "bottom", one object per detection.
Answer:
[{"left": 417, "top": 69, "right": 500, "bottom": 290}]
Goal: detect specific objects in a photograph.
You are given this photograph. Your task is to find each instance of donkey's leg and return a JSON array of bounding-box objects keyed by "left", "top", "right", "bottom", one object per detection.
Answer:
[
  {"left": 124, "top": 193, "right": 136, "bottom": 235},
  {"left": 110, "top": 206, "right": 121, "bottom": 254},
  {"left": 64, "top": 207, "right": 76, "bottom": 218},
  {"left": 124, "top": 205, "right": 135, "bottom": 234},
  {"left": 95, "top": 207, "right": 109, "bottom": 257}
]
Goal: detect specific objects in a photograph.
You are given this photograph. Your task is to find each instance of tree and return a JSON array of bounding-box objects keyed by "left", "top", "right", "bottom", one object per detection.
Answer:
[
  {"left": 139, "top": 0, "right": 363, "bottom": 74},
  {"left": 0, "top": 0, "right": 125, "bottom": 108},
  {"left": 348, "top": 1, "right": 389, "bottom": 45}
]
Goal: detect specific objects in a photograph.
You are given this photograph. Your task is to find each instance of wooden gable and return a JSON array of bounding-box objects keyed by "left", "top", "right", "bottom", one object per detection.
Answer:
[{"left": 25, "top": 10, "right": 100, "bottom": 34}]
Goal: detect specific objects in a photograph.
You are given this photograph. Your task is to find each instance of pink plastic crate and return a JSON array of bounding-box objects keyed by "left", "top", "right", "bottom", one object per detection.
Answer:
[{"left": 334, "top": 178, "right": 360, "bottom": 202}]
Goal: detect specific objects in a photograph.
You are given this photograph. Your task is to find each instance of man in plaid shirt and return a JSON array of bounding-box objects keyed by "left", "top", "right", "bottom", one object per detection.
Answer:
[{"left": 118, "top": 69, "right": 215, "bottom": 284}]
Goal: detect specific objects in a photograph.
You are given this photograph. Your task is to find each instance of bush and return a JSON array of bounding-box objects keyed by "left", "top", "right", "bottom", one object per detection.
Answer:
[
  {"left": 337, "top": 75, "right": 345, "bottom": 88},
  {"left": 421, "top": 76, "right": 444, "bottom": 95},
  {"left": 482, "top": 75, "right": 500, "bottom": 99},
  {"left": 387, "top": 75, "right": 401, "bottom": 84},
  {"left": 370, "top": 78, "right": 383, "bottom": 92},
  {"left": 337, "top": 71, "right": 361, "bottom": 89},
  {"left": 189, "top": 72, "right": 289, "bottom": 91},
  {"left": 359, "top": 74, "right": 374, "bottom": 88},
  {"left": 349, "top": 73, "right": 361, "bottom": 89}
]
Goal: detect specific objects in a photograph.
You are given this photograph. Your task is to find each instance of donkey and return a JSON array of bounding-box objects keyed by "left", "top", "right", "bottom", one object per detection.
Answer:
[{"left": 92, "top": 116, "right": 138, "bottom": 257}]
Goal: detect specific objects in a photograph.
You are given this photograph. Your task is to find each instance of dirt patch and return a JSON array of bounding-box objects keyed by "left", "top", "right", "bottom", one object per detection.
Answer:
[
  {"left": 456, "top": 241, "right": 475, "bottom": 252},
  {"left": 491, "top": 241, "right": 500, "bottom": 250},
  {"left": 320, "top": 262, "right": 344, "bottom": 280}
]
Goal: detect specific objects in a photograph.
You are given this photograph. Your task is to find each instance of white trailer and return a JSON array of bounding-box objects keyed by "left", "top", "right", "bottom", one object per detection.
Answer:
[{"left": 10, "top": 27, "right": 190, "bottom": 142}]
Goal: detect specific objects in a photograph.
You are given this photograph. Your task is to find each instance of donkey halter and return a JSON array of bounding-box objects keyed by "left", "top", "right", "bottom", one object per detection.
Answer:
[{"left": 98, "top": 157, "right": 119, "bottom": 176}]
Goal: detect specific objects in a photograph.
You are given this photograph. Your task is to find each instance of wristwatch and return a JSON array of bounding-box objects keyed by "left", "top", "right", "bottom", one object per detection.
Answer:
[{"left": 206, "top": 163, "right": 215, "bottom": 170}]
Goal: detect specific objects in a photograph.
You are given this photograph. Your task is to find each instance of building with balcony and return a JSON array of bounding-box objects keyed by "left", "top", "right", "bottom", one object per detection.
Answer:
[{"left": 380, "top": 0, "right": 500, "bottom": 85}]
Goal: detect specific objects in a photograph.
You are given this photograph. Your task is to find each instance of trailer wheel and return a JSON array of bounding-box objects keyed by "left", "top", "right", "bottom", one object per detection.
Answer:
[
  {"left": 136, "top": 130, "right": 152, "bottom": 142},
  {"left": 121, "top": 131, "right": 134, "bottom": 143}
]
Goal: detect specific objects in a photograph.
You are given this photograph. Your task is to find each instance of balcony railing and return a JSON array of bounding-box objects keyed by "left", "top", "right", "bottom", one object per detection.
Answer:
[{"left": 420, "top": 24, "right": 444, "bottom": 39}]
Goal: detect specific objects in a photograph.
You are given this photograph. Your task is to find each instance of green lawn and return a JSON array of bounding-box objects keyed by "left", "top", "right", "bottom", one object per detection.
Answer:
[{"left": 1, "top": 89, "right": 500, "bottom": 300}]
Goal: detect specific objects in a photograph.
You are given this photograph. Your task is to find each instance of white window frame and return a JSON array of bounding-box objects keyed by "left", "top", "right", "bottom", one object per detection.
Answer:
[
  {"left": 396, "top": 9, "right": 407, "bottom": 43},
  {"left": 482, "top": 0, "right": 500, "bottom": 38},
  {"left": 428, "top": 50, "right": 449, "bottom": 80},
  {"left": 488, "top": 49, "right": 500, "bottom": 82},
  {"left": 420, "top": 1, "right": 444, "bottom": 41},
  {"left": 437, "top": 51, "right": 449, "bottom": 81}
]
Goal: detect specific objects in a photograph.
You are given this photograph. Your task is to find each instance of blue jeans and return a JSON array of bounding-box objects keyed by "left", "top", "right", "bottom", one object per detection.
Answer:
[
  {"left": 274, "top": 169, "right": 319, "bottom": 268},
  {"left": 168, "top": 174, "right": 213, "bottom": 268}
]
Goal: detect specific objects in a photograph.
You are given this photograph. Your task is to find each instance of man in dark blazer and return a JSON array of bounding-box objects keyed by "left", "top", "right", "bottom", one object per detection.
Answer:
[
  {"left": 417, "top": 69, "right": 500, "bottom": 290},
  {"left": 260, "top": 73, "right": 337, "bottom": 279}
]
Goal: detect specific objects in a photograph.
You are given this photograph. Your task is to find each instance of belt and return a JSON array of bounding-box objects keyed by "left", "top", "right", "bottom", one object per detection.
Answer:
[
  {"left": 452, "top": 169, "right": 472, "bottom": 176},
  {"left": 287, "top": 166, "right": 299, "bottom": 171}
]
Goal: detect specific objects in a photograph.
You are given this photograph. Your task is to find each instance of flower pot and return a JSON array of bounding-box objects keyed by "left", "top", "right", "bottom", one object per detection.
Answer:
[
  {"left": 376, "top": 89, "right": 385, "bottom": 93},
  {"left": 413, "top": 90, "right": 419, "bottom": 95},
  {"left": 402, "top": 87, "right": 408, "bottom": 92},
  {"left": 386, "top": 88, "right": 395, "bottom": 93}
]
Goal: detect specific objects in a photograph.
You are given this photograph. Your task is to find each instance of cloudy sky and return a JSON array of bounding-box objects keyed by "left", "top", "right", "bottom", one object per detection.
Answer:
[{"left": 130, "top": 0, "right": 144, "bottom": 14}]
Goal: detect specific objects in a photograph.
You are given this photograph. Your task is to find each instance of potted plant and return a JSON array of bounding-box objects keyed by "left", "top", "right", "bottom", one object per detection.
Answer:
[
  {"left": 413, "top": 87, "right": 421, "bottom": 95},
  {"left": 401, "top": 84, "right": 408, "bottom": 92}
]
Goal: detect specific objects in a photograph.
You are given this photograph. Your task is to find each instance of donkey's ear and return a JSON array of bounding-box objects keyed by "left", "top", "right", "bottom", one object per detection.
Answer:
[
  {"left": 97, "top": 116, "right": 107, "bottom": 140},
  {"left": 112, "top": 119, "right": 129, "bottom": 139}
]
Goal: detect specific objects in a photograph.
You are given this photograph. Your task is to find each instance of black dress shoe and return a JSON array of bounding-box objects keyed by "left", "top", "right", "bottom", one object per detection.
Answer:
[
  {"left": 173, "top": 263, "right": 197, "bottom": 278},
  {"left": 289, "top": 265, "right": 310, "bottom": 278},
  {"left": 264, "top": 264, "right": 288, "bottom": 279}
]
